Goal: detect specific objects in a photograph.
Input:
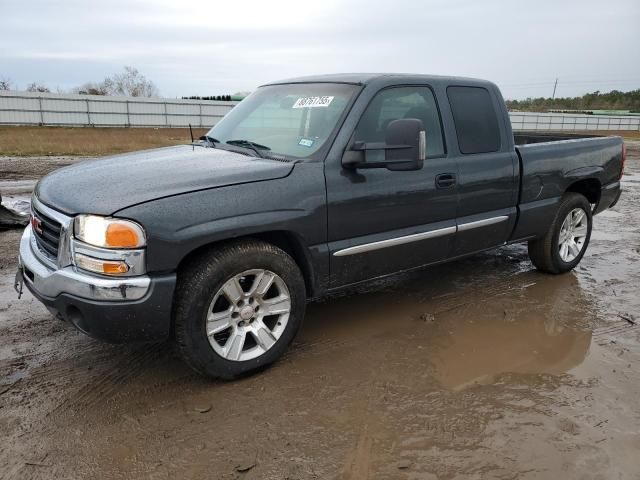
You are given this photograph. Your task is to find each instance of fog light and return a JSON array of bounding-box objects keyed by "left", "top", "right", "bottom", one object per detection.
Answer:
[{"left": 75, "top": 253, "right": 130, "bottom": 275}]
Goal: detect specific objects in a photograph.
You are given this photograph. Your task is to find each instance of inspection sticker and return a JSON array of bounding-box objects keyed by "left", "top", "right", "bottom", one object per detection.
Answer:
[
  {"left": 298, "top": 138, "right": 314, "bottom": 147},
  {"left": 292, "top": 96, "right": 334, "bottom": 108}
]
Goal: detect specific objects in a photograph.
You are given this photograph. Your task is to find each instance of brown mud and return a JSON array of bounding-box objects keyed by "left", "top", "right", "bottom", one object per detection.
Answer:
[{"left": 1, "top": 144, "right": 639, "bottom": 479}]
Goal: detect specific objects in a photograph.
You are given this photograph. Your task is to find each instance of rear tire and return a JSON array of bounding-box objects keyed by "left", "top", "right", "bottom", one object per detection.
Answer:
[
  {"left": 174, "top": 239, "right": 306, "bottom": 380},
  {"left": 528, "top": 193, "right": 592, "bottom": 274}
]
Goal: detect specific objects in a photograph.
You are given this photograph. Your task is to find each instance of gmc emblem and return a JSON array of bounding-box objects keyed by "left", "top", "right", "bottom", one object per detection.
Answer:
[{"left": 31, "top": 215, "right": 43, "bottom": 235}]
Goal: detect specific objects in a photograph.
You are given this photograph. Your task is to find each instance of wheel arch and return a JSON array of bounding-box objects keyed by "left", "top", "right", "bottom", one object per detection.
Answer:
[
  {"left": 565, "top": 177, "right": 601, "bottom": 206},
  {"left": 175, "top": 230, "right": 318, "bottom": 299}
]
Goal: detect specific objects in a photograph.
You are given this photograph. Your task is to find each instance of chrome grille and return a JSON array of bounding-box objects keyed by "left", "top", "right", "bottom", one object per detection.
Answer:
[{"left": 32, "top": 205, "right": 62, "bottom": 261}]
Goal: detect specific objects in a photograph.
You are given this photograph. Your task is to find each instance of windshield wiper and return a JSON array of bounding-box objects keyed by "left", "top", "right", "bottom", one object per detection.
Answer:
[
  {"left": 198, "top": 135, "right": 220, "bottom": 147},
  {"left": 226, "top": 139, "right": 271, "bottom": 158}
]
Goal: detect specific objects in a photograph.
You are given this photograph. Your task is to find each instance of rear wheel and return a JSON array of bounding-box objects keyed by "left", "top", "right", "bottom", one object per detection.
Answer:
[
  {"left": 528, "top": 193, "right": 592, "bottom": 274},
  {"left": 174, "top": 239, "right": 306, "bottom": 379}
]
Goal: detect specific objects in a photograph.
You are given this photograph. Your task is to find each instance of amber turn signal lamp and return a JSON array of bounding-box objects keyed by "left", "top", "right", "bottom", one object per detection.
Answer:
[
  {"left": 106, "top": 223, "right": 141, "bottom": 248},
  {"left": 75, "top": 254, "right": 130, "bottom": 276}
]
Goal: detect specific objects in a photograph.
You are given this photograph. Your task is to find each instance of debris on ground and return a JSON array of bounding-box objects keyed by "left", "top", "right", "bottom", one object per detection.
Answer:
[
  {"left": 194, "top": 404, "right": 212, "bottom": 414},
  {"left": 235, "top": 461, "right": 256, "bottom": 473},
  {"left": 0, "top": 194, "right": 29, "bottom": 229},
  {"left": 618, "top": 313, "right": 636, "bottom": 325}
]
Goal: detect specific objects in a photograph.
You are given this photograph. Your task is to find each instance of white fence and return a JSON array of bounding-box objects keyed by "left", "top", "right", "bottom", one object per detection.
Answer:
[
  {"left": 509, "top": 111, "right": 640, "bottom": 131},
  {"left": 1, "top": 90, "right": 639, "bottom": 131},
  {"left": 0, "top": 91, "right": 237, "bottom": 128}
]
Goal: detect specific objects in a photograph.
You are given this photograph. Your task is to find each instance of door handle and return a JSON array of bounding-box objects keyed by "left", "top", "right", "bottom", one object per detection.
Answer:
[{"left": 435, "top": 173, "right": 456, "bottom": 188}]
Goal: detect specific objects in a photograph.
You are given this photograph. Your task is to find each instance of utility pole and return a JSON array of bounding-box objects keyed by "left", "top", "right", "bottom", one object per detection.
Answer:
[{"left": 552, "top": 78, "right": 558, "bottom": 99}]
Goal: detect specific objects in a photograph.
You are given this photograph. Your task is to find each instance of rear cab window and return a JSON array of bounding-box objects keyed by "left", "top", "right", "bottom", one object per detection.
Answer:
[{"left": 447, "top": 86, "right": 501, "bottom": 154}]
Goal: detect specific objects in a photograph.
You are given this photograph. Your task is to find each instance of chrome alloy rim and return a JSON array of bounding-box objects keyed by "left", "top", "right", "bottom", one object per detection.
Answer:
[
  {"left": 558, "top": 208, "right": 588, "bottom": 262},
  {"left": 206, "top": 269, "right": 291, "bottom": 361}
]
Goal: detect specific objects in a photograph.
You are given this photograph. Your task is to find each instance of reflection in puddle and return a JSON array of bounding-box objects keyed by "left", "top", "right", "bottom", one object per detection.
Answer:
[
  {"left": 302, "top": 259, "right": 593, "bottom": 391},
  {"left": 427, "top": 299, "right": 592, "bottom": 390}
]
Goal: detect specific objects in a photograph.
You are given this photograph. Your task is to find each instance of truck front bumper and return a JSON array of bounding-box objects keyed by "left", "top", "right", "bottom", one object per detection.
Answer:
[{"left": 19, "top": 225, "right": 175, "bottom": 342}]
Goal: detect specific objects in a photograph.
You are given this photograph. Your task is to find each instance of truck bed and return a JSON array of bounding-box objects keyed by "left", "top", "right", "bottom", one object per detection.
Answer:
[
  {"left": 510, "top": 133, "right": 624, "bottom": 241},
  {"left": 514, "top": 132, "right": 602, "bottom": 145}
]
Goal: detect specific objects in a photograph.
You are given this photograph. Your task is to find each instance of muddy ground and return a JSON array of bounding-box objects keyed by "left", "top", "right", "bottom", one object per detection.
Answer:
[{"left": 1, "top": 145, "right": 639, "bottom": 479}]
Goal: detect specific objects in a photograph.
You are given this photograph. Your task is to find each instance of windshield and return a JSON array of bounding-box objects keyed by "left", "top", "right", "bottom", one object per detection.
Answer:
[{"left": 206, "top": 83, "right": 359, "bottom": 159}]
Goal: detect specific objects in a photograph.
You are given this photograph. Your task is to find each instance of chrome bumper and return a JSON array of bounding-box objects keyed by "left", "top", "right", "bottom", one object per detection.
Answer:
[{"left": 19, "top": 225, "right": 150, "bottom": 301}]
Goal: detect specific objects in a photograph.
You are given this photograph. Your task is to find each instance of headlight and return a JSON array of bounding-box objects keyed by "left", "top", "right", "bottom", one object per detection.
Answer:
[
  {"left": 72, "top": 215, "right": 146, "bottom": 276},
  {"left": 74, "top": 215, "right": 146, "bottom": 249}
]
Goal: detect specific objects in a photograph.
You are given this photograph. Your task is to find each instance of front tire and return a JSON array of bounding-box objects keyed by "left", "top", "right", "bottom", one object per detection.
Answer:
[
  {"left": 174, "top": 239, "right": 306, "bottom": 380},
  {"left": 528, "top": 193, "right": 592, "bottom": 274}
]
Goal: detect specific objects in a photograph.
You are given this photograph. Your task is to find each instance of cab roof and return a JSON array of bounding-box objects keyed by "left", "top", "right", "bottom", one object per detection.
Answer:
[{"left": 262, "top": 73, "right": 491, "bottom": 87}]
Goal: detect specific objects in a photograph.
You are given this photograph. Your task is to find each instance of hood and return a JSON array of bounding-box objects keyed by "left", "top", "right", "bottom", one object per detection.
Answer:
[{"left": 35, "top": 145, "right": 295, "bottom": 216}]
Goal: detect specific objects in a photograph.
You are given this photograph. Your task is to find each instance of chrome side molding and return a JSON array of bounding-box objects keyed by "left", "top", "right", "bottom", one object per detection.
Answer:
[
  {"left": 333, "top": 226, "right": 456, "bottom": 257},
  {"left": 333, "top": 215, "right": 508, "bottom": 257},
  {"left": 457, "top": 215, "right": 509, "bottom": 232}
]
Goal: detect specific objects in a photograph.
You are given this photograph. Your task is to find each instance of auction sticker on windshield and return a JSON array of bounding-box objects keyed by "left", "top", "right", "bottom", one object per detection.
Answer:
[{"left": 293, "top": 96, "right": 334, "bottom": 108}]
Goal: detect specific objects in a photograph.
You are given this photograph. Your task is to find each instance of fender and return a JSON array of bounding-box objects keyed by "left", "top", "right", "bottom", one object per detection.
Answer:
[
  {"left": 115, "top": 163, "right": 329, "bottom": 296},
  {"left": 563, "top": 165, "right": 604, "bottom": 181}
]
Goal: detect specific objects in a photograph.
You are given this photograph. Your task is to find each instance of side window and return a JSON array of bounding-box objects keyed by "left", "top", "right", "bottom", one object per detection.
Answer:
[
  {"left": 447, "top": 86, "right": 501, "bottom": 154},
  {"left": 354, "top": 86, "right": 445, "bottom": 157}
]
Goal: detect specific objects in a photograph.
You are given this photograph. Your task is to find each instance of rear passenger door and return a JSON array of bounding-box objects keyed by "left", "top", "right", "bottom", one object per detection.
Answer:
[{"left": 446, "top": 86, "right": 519, "bottom": 255}]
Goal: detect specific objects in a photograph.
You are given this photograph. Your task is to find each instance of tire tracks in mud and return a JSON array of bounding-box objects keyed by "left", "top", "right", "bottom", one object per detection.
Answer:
[
  {"left": 0, "top": 342, "right": 168, "bottom": 480},
  {"left": 421, "top": 267, "right": 540, "bottom": 316},
  {"left": 47, "top": 342, "right": 167, "bottom": 416},
  {"left": 593, "top": 321, "right": 640, "bottom": 346}
]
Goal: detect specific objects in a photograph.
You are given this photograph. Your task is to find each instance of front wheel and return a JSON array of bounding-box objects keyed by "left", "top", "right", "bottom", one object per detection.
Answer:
[
  {"left": 174, "top": 239, "right": 306, "bottom": 380},
  {"left": 528, "top": 193, "right": 592, "bottom": 274}
]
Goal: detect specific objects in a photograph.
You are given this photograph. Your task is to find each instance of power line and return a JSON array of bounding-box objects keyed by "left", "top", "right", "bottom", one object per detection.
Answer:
[{"left": 498, "top": 78, "right": 639, "bottom": 88}]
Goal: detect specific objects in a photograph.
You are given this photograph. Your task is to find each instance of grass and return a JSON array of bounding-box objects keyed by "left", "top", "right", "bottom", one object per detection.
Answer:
[
  {"left": 0, "top": 126, "right": 638, "bottom": 157},
  {"left": 0, "top": 126, "right": 208, "bottom": 156}
]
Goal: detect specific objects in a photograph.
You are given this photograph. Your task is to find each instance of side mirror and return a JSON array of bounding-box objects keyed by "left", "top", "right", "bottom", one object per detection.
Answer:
[
  {"left": 385, "top": 118, "right": 426, "bottom": 171},
  {"left": 342, "top": 118, "right": 426, "bottom": 171}
]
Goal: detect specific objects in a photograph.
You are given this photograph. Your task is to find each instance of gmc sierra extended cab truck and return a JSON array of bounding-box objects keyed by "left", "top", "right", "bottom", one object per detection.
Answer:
[{"left": 16, "top": 74, "right": 625, "bottom": 379}]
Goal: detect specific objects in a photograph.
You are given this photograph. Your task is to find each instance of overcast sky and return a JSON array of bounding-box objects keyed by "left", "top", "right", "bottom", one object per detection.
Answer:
[{"left": 2, "top": 0, "right": 638, "bottom": 99}]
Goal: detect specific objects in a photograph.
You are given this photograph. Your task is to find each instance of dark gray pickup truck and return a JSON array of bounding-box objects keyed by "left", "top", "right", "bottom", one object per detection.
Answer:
[{"left": 17, "top": 74, "right": 625, "bottom": 379}]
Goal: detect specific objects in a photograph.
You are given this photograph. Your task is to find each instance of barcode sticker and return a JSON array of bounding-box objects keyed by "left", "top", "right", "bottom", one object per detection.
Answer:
[{"left": 292, "top": 96, "right": 334, "bottom": 108}]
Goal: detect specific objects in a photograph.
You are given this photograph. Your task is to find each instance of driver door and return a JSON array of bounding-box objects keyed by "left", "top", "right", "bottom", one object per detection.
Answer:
[{"left": 325, "top": 85, "right": 458, "bottom": 288}]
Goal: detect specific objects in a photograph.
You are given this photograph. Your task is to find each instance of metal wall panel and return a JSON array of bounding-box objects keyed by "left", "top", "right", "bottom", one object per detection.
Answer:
[
  {"left": 89, "top": 112, "right": 129, "bottom": 126},
  {"left": 41, "top": 97, "right": 86, "bottom": 112},
  {"left": 166, "top": 115, "right": 203, "bottom": 127},
  {"left": 509, "top": 111, "right": 640, "bottom": 131},
  {"left": 128, "top": 101, "right": 164, "bottom": 114},
  {"left": 42, "top": 111, "right": 89, "bottom": 125},
  {"left": 0, "top": 109, "right": 41, "bottom": 124},
  {"left": 2, "top": 91, "right": 639, "bottom": 131},
  {"left": 89, "top": 100, "right": 127, "bottom": 113},
  {"left": 166, "top": 103, "right": 199, "bottom": 115},
  {"left": 0, "top": 91, "right": 237, "bottom": 127}
]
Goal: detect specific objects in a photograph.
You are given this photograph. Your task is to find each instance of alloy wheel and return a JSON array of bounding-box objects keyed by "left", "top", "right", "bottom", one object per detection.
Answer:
[
  {"left": 558, "top": 208, "right": 588, "bottom": 262},
  {"left": 206, "top": 269, "right": 291, "bottom": 361}
]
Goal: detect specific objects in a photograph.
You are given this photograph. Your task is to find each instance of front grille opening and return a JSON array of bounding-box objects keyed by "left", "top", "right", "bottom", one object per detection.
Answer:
[{"left": 32, "top": 207, "right": 62, "bottom": 260}]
